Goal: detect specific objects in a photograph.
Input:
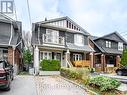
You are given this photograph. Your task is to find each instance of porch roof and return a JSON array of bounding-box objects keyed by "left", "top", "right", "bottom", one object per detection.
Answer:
[
  {"left": 100, "top": 47, "right": 122, "bottom": 55},
  {"left": 66, "top": 43, "right": 94, "bottom": 52}
]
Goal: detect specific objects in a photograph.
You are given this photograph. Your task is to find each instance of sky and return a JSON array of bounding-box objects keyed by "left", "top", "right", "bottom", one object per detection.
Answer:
[{"left": 11, "top": 0, "right": 127, "bottom": 39}]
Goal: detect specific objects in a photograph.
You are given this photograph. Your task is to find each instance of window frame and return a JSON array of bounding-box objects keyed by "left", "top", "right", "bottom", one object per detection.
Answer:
[
  {"left": 106, "top": 41, "right": 111, "bottom": 48},
  {"left": 74, "top": 34, "right": 84, "bottom": 46},
  {"left": 118, "top": 42, "right": 123, "bottom": 51}
]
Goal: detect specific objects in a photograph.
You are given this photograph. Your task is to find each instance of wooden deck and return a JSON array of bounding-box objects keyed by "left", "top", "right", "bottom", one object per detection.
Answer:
[{"left": 73, "top": 60, "right": 90, "bottom": 67}]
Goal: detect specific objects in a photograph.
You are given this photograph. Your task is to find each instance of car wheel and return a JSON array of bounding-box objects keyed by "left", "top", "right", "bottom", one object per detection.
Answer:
[
  {"left": 117, "top": 71, "right": 123, "bottom": 76},
  {"left": 5, "top": 85, "right": 10, "bottom": 91}
]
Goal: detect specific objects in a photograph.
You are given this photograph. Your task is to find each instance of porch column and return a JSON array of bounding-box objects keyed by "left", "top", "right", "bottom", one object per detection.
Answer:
[
  {"left": 116, "top": 55, "right": 121, "bottom": 67},
  {"left": 101, "top": 54, "right": 105, "bottom": 71},
  {"left": 90, "top": 52, "right": 94, "bottom": 68},
  {"left": 65, "top": 49, "right": 70, "bottom": 67},
  {"left": 34, "top": 46, "right": 39, "bottom": 75}
]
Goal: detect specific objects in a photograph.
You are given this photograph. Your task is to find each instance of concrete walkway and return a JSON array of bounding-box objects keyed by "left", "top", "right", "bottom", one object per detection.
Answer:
[
  {"left": 0, "top": 75, "right": 37, "bottom": 95},
  {"left": 35, "top": 76, "right": 88, "bottom": 95}
]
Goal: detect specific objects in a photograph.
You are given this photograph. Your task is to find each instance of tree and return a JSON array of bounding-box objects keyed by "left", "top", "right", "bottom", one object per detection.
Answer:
[
  {"left": 23, "top": 49, "right": 32, "bottom": 71},
  {"left": 120, "top": 49, "right": 127, "bottom": 66}
]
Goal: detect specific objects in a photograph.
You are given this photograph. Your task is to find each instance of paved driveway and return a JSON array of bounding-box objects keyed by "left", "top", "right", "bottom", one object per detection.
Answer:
[
  {"left": 35, "top": 76, "right": 88, "bottom": 95},
  {"left": 0, "top": 75, "right": 37, "bottom": 95}
]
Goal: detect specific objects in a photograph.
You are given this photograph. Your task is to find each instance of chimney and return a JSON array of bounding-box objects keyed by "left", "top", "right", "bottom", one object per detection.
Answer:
[{"left": 45, "top": 17, "right": 47, "bottom": 21}]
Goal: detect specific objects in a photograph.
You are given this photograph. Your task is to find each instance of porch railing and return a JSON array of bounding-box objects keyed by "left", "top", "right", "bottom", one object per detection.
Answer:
[
  {"left": 43, "top": 34, "right": 65, "bottom": 45},
  {"left": 105, "top": 67, "right": 118, "bottom": 73},
  {"left": 73, "top": 60, "right": 90, "bottom": 67}
]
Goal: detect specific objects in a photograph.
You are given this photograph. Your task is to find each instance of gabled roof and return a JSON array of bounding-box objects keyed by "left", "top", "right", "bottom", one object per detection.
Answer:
[
  {"left": 94, "top": 32, "right": 127, "bottom": 44},
  {"left": 35, "top": 16, "right": 90, "bottom": 35}
]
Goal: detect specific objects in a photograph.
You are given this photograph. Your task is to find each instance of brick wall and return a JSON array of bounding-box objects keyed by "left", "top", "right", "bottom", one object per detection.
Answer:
[
  {"left": 8, "top": 47, "right": 13, "bottom": 64},
  {"left": 8, "top": 47, "right": 21, "bottom": 65}
]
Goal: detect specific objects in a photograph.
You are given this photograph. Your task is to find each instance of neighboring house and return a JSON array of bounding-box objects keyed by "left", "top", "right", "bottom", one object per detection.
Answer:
[
  {"left": 0, "top": 14, "right": 23, "bottom": 74},
  {"left": 32, "top": 16, "right": 94, "bottom": 74},
  {"left": 90, "top": 32, "right": 127, "bottom": 72}
]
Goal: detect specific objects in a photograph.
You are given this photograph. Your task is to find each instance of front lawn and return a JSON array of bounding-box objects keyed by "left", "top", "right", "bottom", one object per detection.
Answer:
[{"left": 60, "top": 67, "right": 124, "bottom": 95}]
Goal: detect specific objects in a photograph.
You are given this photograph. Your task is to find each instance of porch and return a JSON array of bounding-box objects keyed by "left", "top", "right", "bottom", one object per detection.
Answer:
[{"left": 94, "top": 53, "right": 121, "bottom": 73}]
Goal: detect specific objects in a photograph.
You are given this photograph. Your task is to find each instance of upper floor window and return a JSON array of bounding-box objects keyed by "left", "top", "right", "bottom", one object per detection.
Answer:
[
  {"left": 74, "top": 34, "right": 84, "bottom": 46},
  {"left": 118, "top": 42, "right": 123, "bottom": 51},
  {"left": 106, "top": 41, "right": 111, "bottom": 48}
]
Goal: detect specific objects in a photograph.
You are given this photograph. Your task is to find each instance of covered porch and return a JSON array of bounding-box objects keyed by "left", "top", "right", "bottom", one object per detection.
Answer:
[
  {"left": 64, "top": 44, "right": 94, "bottom": 68},
  {"left": 94, "top": 53, "right": 121, "bottom": 73}
]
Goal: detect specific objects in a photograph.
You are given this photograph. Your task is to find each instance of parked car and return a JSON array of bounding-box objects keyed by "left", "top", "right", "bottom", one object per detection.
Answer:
[
  {"left": 0, "top": 60, "right": 14, "bottom": 90},
  {"left": 116, "top": 66, "right": 127, "bottom": 76}
]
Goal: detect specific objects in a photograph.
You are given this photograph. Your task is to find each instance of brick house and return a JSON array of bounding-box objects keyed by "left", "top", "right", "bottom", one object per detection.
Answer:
[
  {"left": 32, "top": 16, "right": 94, "bottom": 74},
  {"left": 0, "top": 14, "right": 23, "bottom": 74},
  {"left": 90, "top": 32, "right": 127, "bottom": 72}
]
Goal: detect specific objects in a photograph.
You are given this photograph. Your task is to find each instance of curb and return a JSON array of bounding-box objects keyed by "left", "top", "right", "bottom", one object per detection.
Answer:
[{"left": 60, "top": 76, "right": 98, "bottom": 95}]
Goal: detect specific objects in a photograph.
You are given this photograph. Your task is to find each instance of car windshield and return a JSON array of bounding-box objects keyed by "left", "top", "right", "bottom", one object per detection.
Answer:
[{"left": 0, "top": 61, "right": 4, "bottom": 68}]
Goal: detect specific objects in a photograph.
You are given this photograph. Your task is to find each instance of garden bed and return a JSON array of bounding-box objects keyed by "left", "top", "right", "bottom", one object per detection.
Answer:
[{"left": 60, "top": 67, "right": 124, "bottom": 95}]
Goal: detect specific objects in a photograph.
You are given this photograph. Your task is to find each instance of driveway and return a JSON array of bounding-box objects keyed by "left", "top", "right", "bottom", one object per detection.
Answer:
[
  {"left": 35, "top": 76, "right": 88, "bottom": 95},
  {"left": 0, "top": 75, "right": 37, "bottom": 95},
  {"left": 0, "top": 75, "right": 88, "bottom": 95}
]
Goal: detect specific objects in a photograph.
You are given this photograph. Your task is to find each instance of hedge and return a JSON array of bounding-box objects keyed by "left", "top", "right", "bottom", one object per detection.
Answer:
[{"left": 40, "top": 59, "right": 60, "bottom": 71}]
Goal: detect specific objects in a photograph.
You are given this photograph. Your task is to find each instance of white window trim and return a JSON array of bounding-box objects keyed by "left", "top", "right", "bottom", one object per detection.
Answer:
[
  {"left": 74, "top": 34, "right": 84, "bottom": 46},
  {"left": 73, "top": 54, "right": 82, "bottom": 61},
  {"left": 46, "top": 29, "right": 59, "bottom": 44},
  {"left": 118, "top": 42, "right": 123, "bottom": 51},
  {"left": 40, "top": 51, "right": 52, "bottom": 60},
  {"left": 106, "top": 41, "right": 111, "bottom": 48}
]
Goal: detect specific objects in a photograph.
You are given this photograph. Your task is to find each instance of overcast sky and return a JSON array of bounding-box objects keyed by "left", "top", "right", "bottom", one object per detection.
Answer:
[{"left": 13, "top": 0, "right": 127, "bottom": 39}]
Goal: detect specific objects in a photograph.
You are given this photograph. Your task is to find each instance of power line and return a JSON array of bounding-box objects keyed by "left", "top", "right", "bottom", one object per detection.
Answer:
[{"left": 26, "top": 0, "right": 32, "bottom": 28}]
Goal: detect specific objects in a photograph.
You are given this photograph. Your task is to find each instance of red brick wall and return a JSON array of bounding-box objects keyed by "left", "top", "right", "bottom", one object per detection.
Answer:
[
  {"left": 8, "top": 47, "right": 21, "bottom": 65},
  {"left": 8, "top": 47, "right": 13, "bottom": 64}
]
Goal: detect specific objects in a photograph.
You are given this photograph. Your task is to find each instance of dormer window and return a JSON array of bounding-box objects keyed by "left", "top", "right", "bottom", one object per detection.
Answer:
[
  {"left": 118, "top": 42, "right": 123, "bottom": 51},
  {"left": 106, "top": 41, "right": 111, "bottom": 48}
]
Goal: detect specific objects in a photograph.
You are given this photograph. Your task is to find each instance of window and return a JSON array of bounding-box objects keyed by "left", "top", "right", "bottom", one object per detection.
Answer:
[
  {"left": 46, "top": 29, "right": 59, "bottom": 44},
  {"left": 0, "top": 49, "right": 8, "bottom": 60},
  {"left": 106, "top": 41, "right": 111, "bottom": 48},
  {"left": 69, "top": 22, "right": 71, "bottom": 28},
  {"left": 42, "top": 51, "right": 52, "bottom": 60},
  {"left": 118, "top": 42, "right": 123, "bottom": 51},
  {"left": 74, "top": 34, "right": 84, "bottom": 46},
  {"left": 73, "top": 54, "right": 82, "bottom": 61}
]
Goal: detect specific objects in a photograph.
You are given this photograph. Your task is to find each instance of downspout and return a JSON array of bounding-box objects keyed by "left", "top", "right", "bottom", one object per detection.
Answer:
[
  {"left": 38, "top": 24, "right": 40, "bottom": 45},
  {"left": 9, "top": 22, "right": 13, "bottom": 45},
  {"left": 12, "top": 45, "right": 15, "bottom": 66}
]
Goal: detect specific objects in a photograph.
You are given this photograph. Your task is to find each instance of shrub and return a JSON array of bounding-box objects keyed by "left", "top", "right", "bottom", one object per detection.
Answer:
[
  {"left": 88, "top": 76, "right": 121, "bottom": 91},
  {"left": 120, "top": 49, "right": 127, "bottom": 66},
  {"left": 60, "top": 67, "right": 90, "bottom": 83},
  {"left": 40, "top": 59, "right": 60, "bottom": 71}
]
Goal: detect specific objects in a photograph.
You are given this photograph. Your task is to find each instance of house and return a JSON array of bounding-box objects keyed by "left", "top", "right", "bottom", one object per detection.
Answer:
[
  {"left": 32, "top": 16, "right": 94, "bottom": 74},
  {"left": 0, "top": 14, "right": 23, "bottom": 74},
  {"left": 90, "top": 32, "right": 127, "bottom": 72}
]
